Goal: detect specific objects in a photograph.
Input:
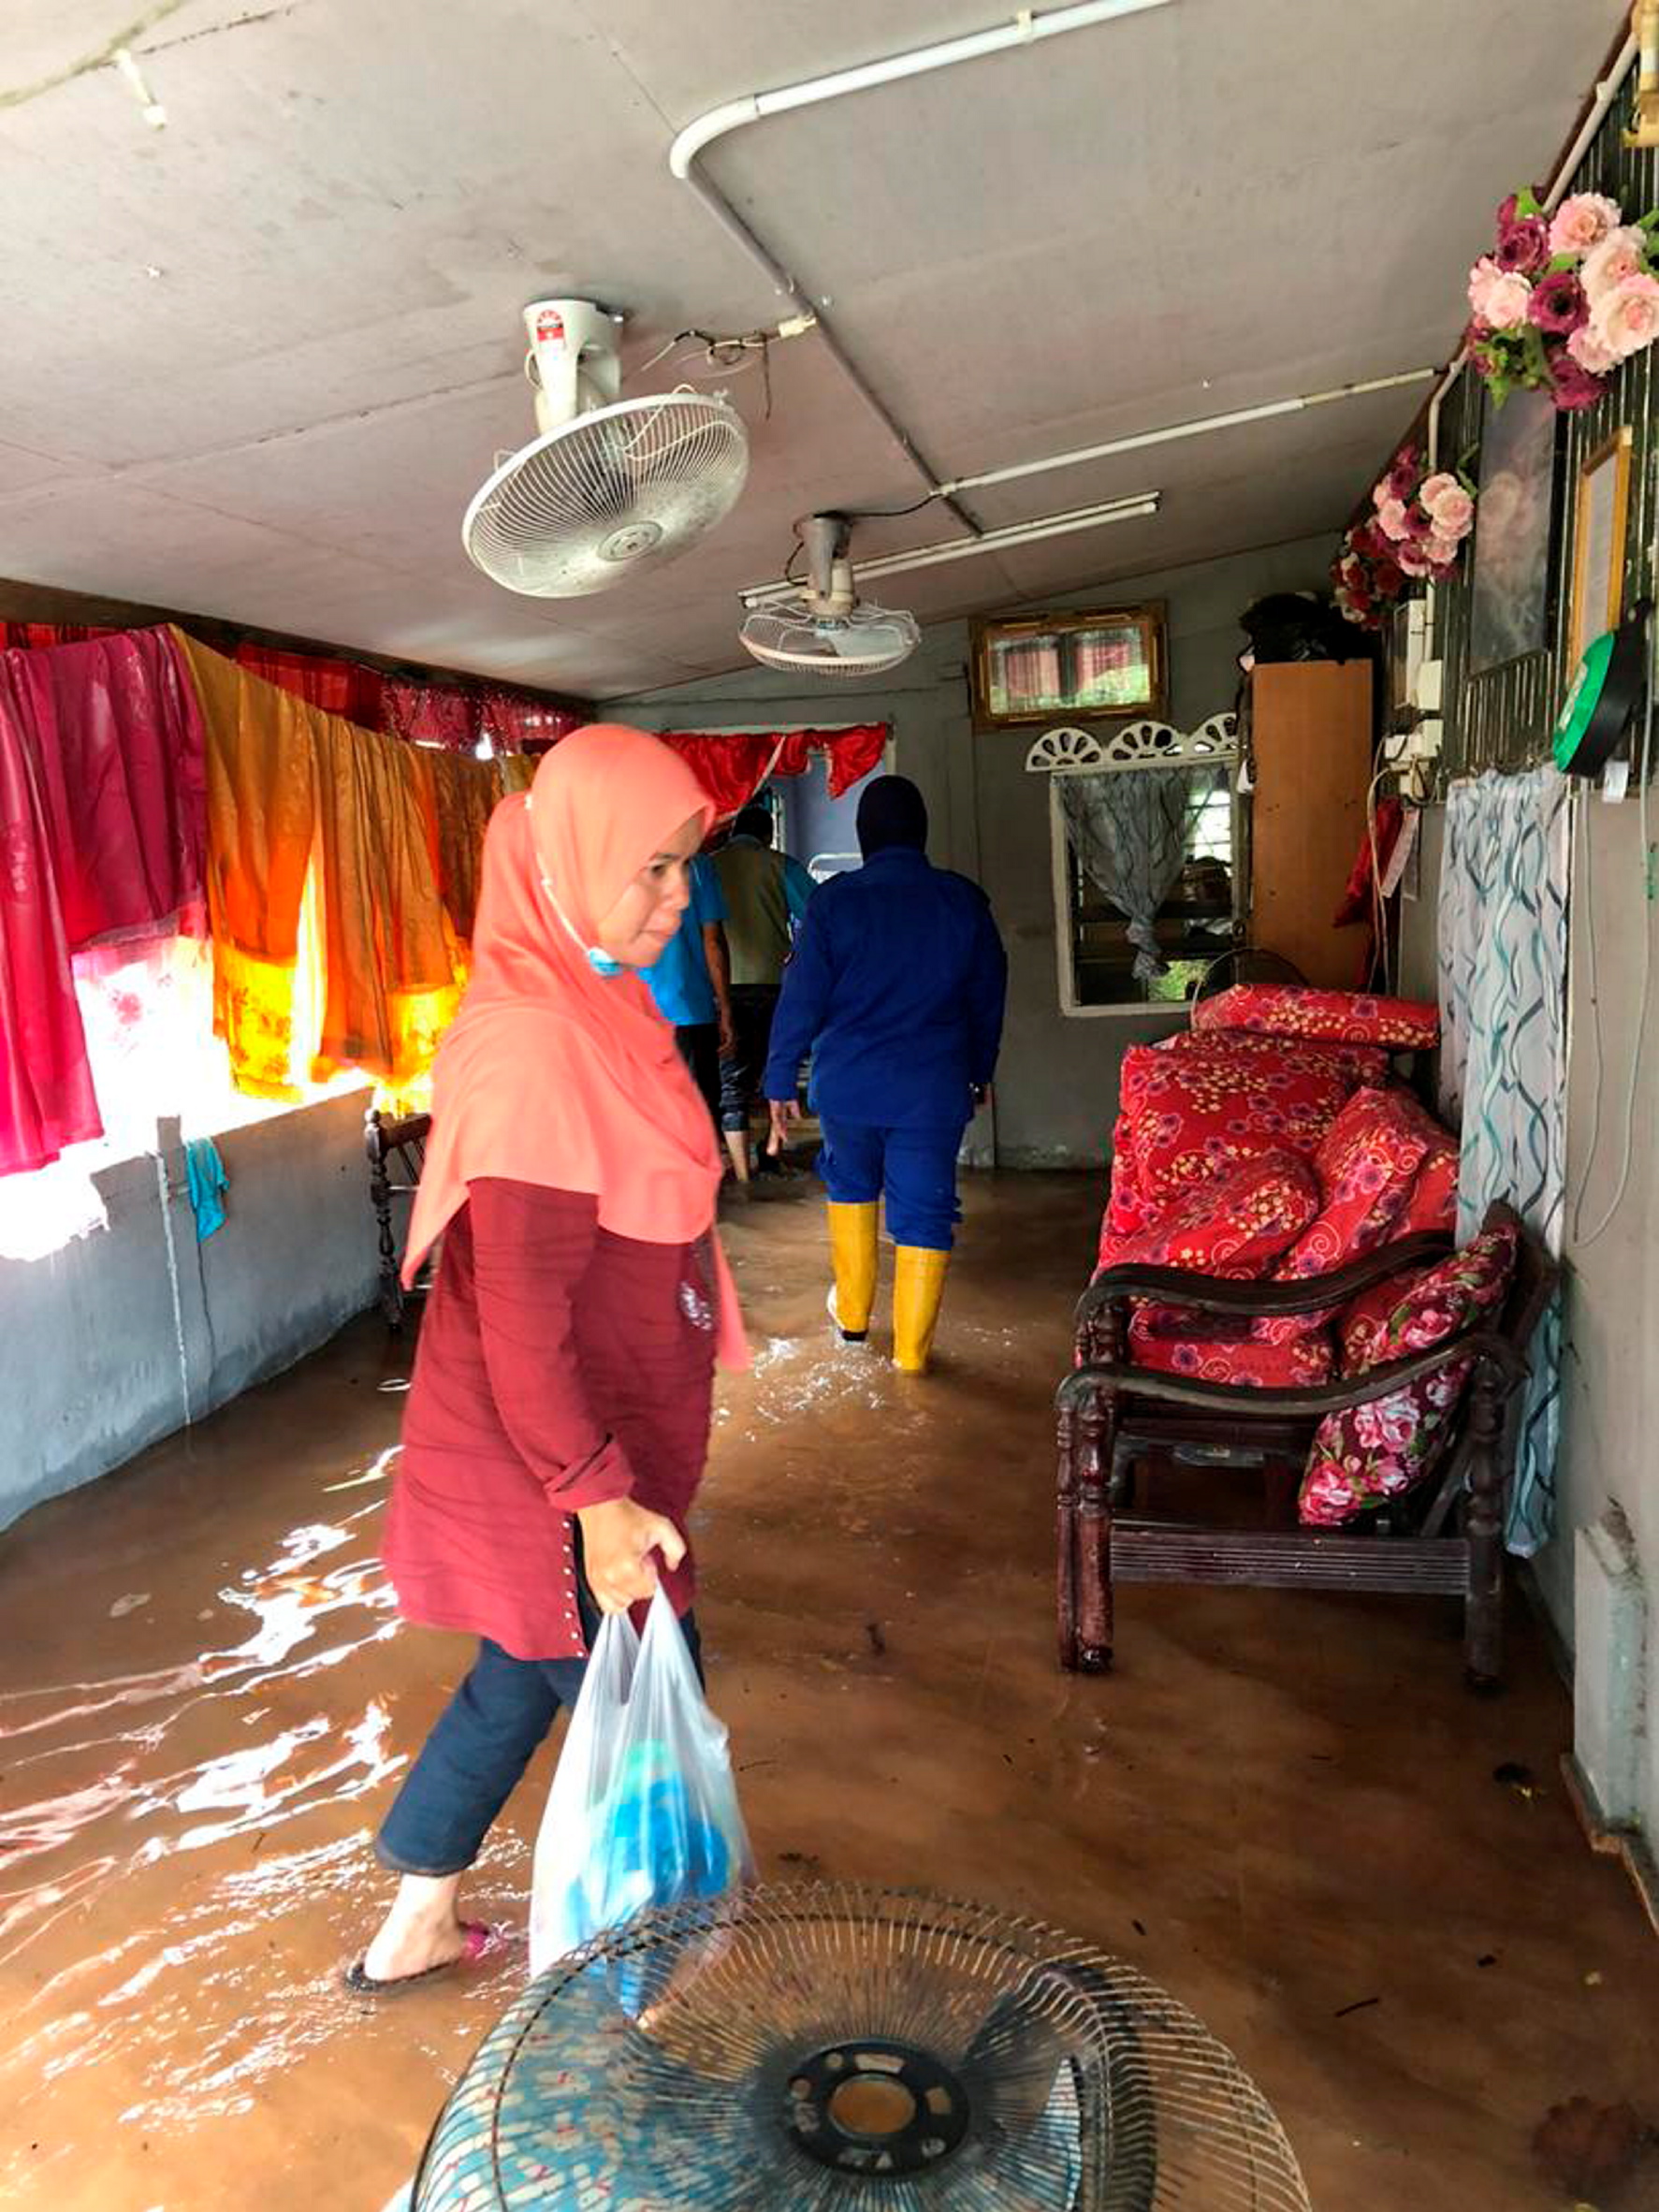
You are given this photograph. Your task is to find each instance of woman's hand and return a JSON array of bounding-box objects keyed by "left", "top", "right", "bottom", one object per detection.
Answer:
[
  {"left": 576, "top": 1497, "right": 687, "bottom": 1614},
  {"left": 767, "top": 1099, "right": 802, "bottom": 1156}
]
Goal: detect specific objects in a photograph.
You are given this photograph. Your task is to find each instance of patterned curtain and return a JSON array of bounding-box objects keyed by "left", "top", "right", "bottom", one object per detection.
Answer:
[
  {"left": 1059, "top": 766, "right": 1221, "bottom": 981},
  {"left": 1436, "top": 766, "right": 1570, "bottom": 1553}
]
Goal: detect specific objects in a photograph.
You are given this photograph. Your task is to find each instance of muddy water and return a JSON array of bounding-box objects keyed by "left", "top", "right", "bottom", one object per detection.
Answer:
[{"left": 1, "top": 1175, "right": 1653, "bottom": 2212}]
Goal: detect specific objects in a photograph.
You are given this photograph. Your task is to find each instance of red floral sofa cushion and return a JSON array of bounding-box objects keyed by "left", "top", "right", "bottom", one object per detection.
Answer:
[
  {"left": 1298, "top": 1220, "right": 1520, "bottom": 1528},
  {"left": 1397, "top": 1125, "right": 1460, "bottom": 1237},
  {"left": 1113, "top": 1034, "right": 1376, "bottom": 1213},
  {"left": 1191, "top": 984, "right": 1440, "bottom": 1052},
  {"left": 1255, "top": 1089, "right": 1431, "bottom": 1343},
  {"left": 1098, "top": 1149, "right": 1317, "bottom": 1278},
  {"left": 1129, "top": 1305, "right": 1335, "bottom": 1387}
]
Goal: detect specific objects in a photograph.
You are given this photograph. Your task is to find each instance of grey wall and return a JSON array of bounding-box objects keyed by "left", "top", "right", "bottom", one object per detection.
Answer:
[
  {"left": 618, "top": 532, "right": 1335, "bottom": 1169},
  {"left": 0, "top": 1092, "right": 381, "bottom": 1533},
  {"left": 1403, "top": 793, "right": 1659, "bottom": 1849}
]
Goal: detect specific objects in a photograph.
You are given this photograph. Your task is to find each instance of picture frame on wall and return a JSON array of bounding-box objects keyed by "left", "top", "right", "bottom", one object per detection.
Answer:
[
  {"left": 1467, "top": 385, "right": 1558, "bottom": 675},
  {"left": 970, "top": 605, "right": 1167, "bottom": 728},
  {"left": 1568, "top": 426, "right": 1633, "bottom": 669}
]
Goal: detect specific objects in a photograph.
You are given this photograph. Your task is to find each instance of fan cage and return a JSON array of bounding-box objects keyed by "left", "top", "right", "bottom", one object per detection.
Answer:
[
  {"left": 463, "top": 391, "right": 749, "bottom": 598},
  {"left": 740, "top": 604, "right": 921, "bottom": 679},
  {"left": 411, "top": 1883, "right": 1311, "bottom": 2212}
]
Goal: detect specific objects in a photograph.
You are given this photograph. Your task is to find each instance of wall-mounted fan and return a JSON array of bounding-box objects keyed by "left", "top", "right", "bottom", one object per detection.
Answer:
[
  {"left": 739, "top": 514, "right": 921, "bottom": 678},
  {"left": 463, "top": 299, "right": 750, "bottom": 598}
]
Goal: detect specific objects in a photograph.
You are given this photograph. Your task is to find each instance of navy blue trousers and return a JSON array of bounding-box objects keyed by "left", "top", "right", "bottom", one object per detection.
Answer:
[
  {"left": 817, "top": 1116, "right": 967, "bottom": 1251},
  {"left": 376, "top": 1578, "right": 703, "bottom": 1877}
]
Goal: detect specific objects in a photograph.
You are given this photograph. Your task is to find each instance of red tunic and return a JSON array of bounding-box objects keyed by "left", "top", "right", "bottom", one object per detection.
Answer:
[{"left": 383, "top": 1177, "right": 717, "bottom": 1661}]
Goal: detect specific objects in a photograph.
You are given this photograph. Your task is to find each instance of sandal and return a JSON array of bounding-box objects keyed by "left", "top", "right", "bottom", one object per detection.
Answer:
[{"left": 342, "top": 1918, "right": 496, "bottom": 1996}]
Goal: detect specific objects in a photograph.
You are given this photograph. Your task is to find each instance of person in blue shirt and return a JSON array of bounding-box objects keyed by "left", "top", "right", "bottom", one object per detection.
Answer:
[
  {"left": 764, "top": 775, "right": 1007, "bottom": 1375},
  {"left": 712, "top": 803, "right": 817, "bottom": 1186},
  {"left": 644, "top": 850, "right": 733, "bottom": 1123}
]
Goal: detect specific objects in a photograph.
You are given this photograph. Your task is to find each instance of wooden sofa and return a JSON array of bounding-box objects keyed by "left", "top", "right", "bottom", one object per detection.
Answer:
[
  {"left": 1059, "top": 982, "right": 1557, "bottom": 1688},
  {"left": 1056, "top": 1202, "right": 1555, "bottom": 1688}
]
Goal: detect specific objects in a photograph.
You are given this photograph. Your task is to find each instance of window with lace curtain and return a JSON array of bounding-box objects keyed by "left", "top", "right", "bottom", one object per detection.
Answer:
[{"left": 1051, "top": 763, "right": 1240, "bottom": 1012}]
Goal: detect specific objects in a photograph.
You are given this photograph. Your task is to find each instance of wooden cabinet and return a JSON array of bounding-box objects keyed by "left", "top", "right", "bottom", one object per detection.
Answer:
[{"left": 1247, "top": 662, "right": 1373, "bottom": 988}]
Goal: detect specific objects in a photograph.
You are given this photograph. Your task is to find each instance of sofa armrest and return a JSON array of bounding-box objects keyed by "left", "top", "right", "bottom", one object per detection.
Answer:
[{"left": 1056, "top": 1325, "right": 1526, "bottom": 1420}]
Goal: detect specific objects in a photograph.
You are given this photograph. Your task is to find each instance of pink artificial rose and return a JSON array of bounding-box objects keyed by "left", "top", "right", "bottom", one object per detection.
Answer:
[
  {"left": 1590, "top": 270, "right": 1659, "bottom": 359},
  {"left": 1422, "top": 480, "right": 1476, "bottom": 539},
  {"left": 1394, "top": 543, "right": 1433, "bottom": 578},
  {"left": 1568, "top": 321, "right": 1619, "bottom": 374},
  {"left": 1581, "top": 226, "right": 1649, "bottom": 303},
  {"left": 1549, "top": 192, "right": 1622, "bottom": 258},
  {"left": 1375, "top": 496, "right": 1413, "bottom": 543},
  {"left": 1423, "top": 531, "right": 1460, "bottom": 568},
  {"left": 1482, "top": 272, "right": 1534, "bottom": 330}
]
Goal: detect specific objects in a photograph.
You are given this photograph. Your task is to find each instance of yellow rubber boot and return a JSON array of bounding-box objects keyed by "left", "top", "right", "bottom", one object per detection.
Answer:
[
  {"left": 893, "top": 1246, "right": 951, "bottom": 1375},
  {"left": 826, "top": 1202, "right": 880, "bottom": 1342}
]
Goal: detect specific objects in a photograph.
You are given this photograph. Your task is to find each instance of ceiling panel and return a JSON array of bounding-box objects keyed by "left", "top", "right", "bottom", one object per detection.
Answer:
[{"left": 0, "top": 0, "right": 1621, "bottom": 694}]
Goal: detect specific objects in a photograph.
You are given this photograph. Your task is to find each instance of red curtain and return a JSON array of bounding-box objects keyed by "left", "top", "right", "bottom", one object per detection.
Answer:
[
  {"left": 1, "top": 621, "right": 109, "bottom": 651},
  {"left": 235, "top": 644, "right": 386, "bottom": 730},
  {"left": 657, "top": 723, "right": 887, "bottom": 816},
  {"left": 383, "top": 676, "right": 584, "bottom": 753}
]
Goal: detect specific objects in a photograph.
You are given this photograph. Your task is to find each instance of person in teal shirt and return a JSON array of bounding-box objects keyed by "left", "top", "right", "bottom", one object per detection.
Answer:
[{"left": 645, "top": 851, "right": 733, "bottom": 1123}]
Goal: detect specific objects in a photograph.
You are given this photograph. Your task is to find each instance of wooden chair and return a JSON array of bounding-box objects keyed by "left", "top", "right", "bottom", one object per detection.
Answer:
[
  {"left": 1055, "top": 1202, "right": 1557, "bottom": 1690},
  {"left": 364, "top": 1107, "right": 432, "bottom": 1330}
]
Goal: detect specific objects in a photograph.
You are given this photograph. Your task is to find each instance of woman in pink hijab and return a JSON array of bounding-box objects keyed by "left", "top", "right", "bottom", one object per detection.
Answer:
[{"left": 348, "top": 725, "right": 746, "bottom": 1993}]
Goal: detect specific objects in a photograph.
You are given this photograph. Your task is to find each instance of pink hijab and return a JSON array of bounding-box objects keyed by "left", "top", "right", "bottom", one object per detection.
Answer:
[{"left": 404, "top": 724, "right": 748, "bottom": 1369}]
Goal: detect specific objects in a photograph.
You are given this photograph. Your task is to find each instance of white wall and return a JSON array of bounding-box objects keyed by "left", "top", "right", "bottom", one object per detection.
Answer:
[
  {"left": 617, "top": 533, "right": 1337, "bottom": 1169},
  {"left": 0, "top": 1092, "right": 383, "bottom": 1532}
]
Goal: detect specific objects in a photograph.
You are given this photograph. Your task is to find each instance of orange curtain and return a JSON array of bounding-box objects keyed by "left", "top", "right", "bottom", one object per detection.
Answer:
[
  {"left": 178, "top": 633, "right": 543, "bottom": 1102},
  {"left": 175, "top": 632, "right": 318, "bottom": 1099}
]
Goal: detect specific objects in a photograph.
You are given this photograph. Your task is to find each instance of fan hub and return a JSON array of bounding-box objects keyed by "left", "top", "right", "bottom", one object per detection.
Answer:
[
  {"left": 788, "top": 2039, "right": 970, "bottom": 2177},
  {"left": 599, "top": 518, "right": 665, "bottom": 563}
]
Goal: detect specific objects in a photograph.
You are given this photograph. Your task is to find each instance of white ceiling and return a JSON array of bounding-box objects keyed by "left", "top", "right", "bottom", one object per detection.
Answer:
[{"left": 0, "top": 0, "right": 1617, "bottom": 697}]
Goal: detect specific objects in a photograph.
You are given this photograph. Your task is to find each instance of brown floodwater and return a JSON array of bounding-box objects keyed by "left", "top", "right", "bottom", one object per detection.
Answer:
[{"left": 1, "top": 1173, "right": 1653, "bottom": 2211}]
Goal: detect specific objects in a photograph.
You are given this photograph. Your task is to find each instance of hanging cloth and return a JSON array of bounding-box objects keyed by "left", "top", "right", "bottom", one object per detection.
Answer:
[
  {"left": 0, "top": 702, "right": 102, "bottom": 1172},
  {"left": 0, "top": 629, "right": 206, "bottom": 953},
  {"left": 307, "top": 711, "right": 459, "bottom": 1087},
  {"left": 1436, "top": 766, "right": 1570, "bottom": 1554},
  {"left": 405, "top": 727, "right": 748, "bottom": 1371}
]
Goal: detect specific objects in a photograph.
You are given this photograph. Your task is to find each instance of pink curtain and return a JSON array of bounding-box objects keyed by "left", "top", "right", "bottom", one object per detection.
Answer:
[{"left": 0, "top": 629, "right": 209, "bottom": 1174}]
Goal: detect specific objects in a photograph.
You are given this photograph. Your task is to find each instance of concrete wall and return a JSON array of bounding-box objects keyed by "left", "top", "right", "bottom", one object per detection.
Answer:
[
  {"left": 618, "top": 533, "right": 1335, "bottom": 1169},
  {"left": 0, "top": 1091, "right": 381, "bottom": 1533}
]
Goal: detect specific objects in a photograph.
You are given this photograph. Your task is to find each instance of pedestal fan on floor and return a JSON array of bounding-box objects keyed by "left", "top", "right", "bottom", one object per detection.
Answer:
[{"left": 403, "top": 1885, "right": 1311, "bottom": 2210}]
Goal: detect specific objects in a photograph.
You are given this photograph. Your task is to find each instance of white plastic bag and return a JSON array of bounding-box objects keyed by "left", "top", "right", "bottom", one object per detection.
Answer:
[{"left": 528, "top": 1587, "right": 753, "bottom": 1979}]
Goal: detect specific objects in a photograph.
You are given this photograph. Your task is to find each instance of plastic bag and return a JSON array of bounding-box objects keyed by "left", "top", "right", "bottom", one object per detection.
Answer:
[{"left": 529, "top": 1587, "right": 753, "bottom": 1979}]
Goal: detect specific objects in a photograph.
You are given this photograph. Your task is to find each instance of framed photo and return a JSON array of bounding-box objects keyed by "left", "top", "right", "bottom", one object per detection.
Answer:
[
  {"left": 1568, "top": 426, "right": 1633, "bottom": 668},
  {"left": 970, "top": 605, "right": 1166, "bottom": 728},
  {"left": 1467, "top": 386, "right": 1558, "bottom": 674}
]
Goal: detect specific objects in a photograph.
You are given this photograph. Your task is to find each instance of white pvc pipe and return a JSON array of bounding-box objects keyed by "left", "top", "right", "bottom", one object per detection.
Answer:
[
  {"left": 668, "top": 0, "right": 1174, "bottom": 177},
  {"left": 937, "top": 369, "right": 1436, "bottom": 496},
  {"left": 738, "top": 494, "right": 1158, "bottom": 604}
]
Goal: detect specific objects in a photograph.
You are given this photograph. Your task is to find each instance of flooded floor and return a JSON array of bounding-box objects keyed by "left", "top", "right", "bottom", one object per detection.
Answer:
[{"left": 1, "top": 1171, "right": 1653, "bottom": 2210}]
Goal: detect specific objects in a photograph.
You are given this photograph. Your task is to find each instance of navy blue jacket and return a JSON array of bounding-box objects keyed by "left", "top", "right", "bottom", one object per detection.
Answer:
[{"left": 764, "top": 847, "right": 1008, "bottom": 1130}]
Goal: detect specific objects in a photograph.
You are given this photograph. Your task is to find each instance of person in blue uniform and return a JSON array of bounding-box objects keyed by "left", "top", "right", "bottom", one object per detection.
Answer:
[
  {"left": 764, "top": 775, "right": 1007, "bottom": 1374},
  {"left": 644, "top": 851, "right": 733, "bottom": 1124}
]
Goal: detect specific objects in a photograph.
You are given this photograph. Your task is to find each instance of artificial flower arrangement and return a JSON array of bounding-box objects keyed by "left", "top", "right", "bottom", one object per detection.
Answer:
[
  {"left": 1332, "top": 448, "right": 1477, "bottom": 628},
  {"left": 1466, "top": 187, "right": 1659, "bottom": 411}
]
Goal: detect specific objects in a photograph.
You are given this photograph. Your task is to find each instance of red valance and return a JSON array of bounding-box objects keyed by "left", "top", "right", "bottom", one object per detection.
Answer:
[{"left": 657, "top": 724, "right": 887, "bottom": 817}]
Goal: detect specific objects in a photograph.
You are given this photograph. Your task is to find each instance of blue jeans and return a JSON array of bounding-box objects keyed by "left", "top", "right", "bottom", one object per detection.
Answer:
[
  {"left": 376, "top": 1587, "right": 704, "bottom": 1877},
  {"left": 818, "top": 1116, "right": 968, "bottom": 1251}
]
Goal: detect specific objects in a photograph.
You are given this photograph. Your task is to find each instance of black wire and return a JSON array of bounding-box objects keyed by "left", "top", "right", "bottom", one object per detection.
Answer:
[{"left": 837, "top": 490, "right": 940, "bottom": 519}]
